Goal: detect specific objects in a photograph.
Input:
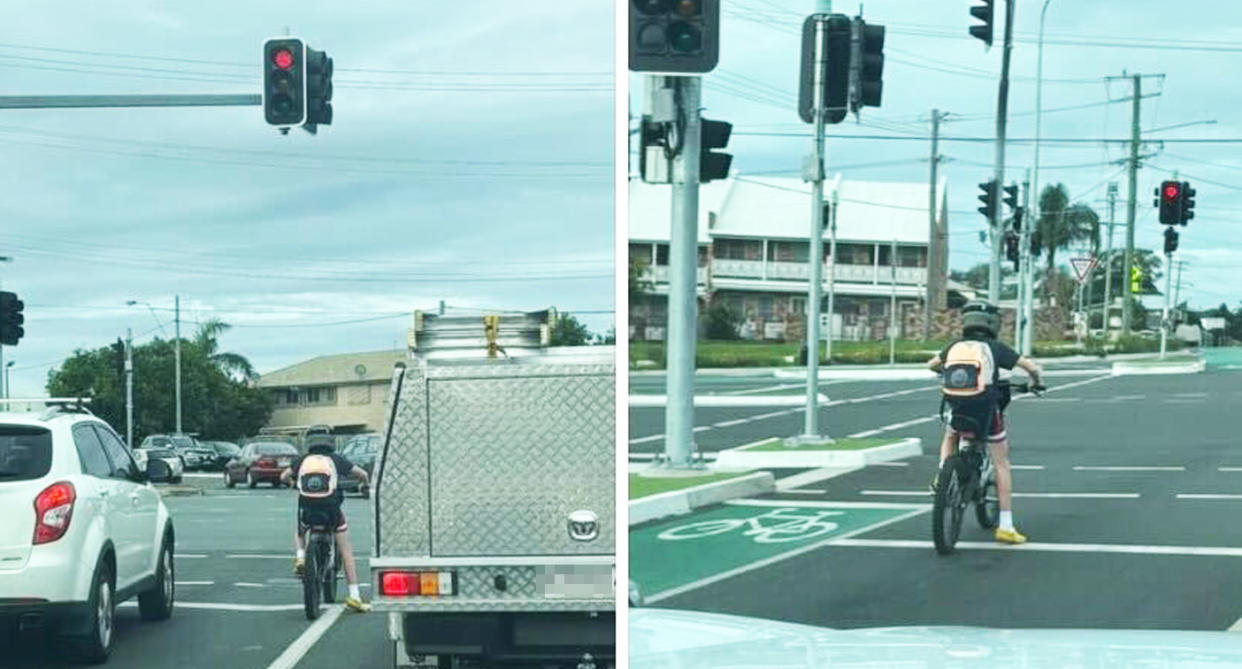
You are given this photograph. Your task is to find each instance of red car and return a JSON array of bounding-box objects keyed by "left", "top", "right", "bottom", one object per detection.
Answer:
[{"left": 224, "top": 441, "right": 299, "bottom": 488}]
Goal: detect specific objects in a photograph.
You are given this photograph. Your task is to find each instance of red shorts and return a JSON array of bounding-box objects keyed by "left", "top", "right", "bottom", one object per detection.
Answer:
[{"left": 948, "top": 407, "right": 1007, "bottom": 443}]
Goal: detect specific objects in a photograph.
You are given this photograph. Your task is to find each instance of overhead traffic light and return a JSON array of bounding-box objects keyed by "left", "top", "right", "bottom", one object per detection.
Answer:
[
  {"left": 1180, "top": 182, "right": 1196, "bottom": 224},
  {"left": 850, "top": 17, "right": 885, "bottom": 112},
  {"left": 1004, "top": 232, "right": 1019, "bottom": 270},
  {"left": 1164, "top": 227, "right": 1180, "bottom": 255},
  {"left": 798, "top": 13, "right": 852, "bottom": 124},
  {"left": 303, "top": 46, "right": 334, "bottom": 130},
  {"left": 629, "top": 0, "right": 720, "bottom": 73},
  {"left": 1155, "top": 180, "right": 1182, "bottom": 225},
  {"left": 1002, "top": 183, "right": 1019, "bottom": 212},
  {"left": 969, "top": 0, "right": 994, "bottom": 47},
  {"left": 977, "top": 180, "right": 998, "bottom": 221},
  {"left": 263, "top": 38, "right": 305, "bottom": 127},
  {"left": 699, "top": 118, "right": 732, "bottom": 182},
  {"left": 0, "top": 291, "right": 24, "bottom": 346}
]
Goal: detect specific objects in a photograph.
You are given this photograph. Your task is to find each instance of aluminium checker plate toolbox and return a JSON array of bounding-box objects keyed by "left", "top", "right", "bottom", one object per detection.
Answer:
[{"left": 371, "top": 351, "right": 615, "bottom": 611}]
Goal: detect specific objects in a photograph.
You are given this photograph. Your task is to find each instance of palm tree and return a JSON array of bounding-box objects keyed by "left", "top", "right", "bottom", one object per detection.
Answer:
[
  {"left": 1033, "top": 183, "right": 1100, "bottom": 302},
  {"left": 192, "top": 319, "right": 257, "bottom": 381}
]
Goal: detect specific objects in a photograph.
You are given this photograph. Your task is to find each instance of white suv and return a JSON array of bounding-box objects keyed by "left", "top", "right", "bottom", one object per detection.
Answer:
[{"left": 0, "top": 406, "right": 176, "bottom": 664}]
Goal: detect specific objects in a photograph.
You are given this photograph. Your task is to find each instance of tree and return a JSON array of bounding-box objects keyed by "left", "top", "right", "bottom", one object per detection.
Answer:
[
  {"left": 629, "top": 257, "right": 654, "bottom": 304},
  {"left": 47, "top": 326, "right": 271, "bottom": 442},
  {"left": 949, "top": 263, "right": 1016, "bottom": 299},
  {"left": 704, "top": 303, "right": 741, "bottom": 340},
  {"left": 550, "top": 313, "right": 591, "bottom": 346},
  {"left": 1034, "top": 184, "right": 1100, "bottom": 301},
  {"left": 193, "top": 318, "right": 257, "bottom": 381}
]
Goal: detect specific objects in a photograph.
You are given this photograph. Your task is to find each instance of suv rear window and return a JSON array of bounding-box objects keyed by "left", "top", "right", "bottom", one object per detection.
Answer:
[
  {"left": 0, "top": 426, "right": 53, "bottom": 482},
  {"left": 257, "top": 443, "right": 296, "bottom": 456}
]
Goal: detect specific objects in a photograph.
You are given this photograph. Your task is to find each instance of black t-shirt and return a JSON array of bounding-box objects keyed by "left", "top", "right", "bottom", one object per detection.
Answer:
[
  {"left": 290, "top": 451, "right": 355, "bottom": 505},
  {"left": 939, "top": 336, "right": 1021, "bottom": 385}
]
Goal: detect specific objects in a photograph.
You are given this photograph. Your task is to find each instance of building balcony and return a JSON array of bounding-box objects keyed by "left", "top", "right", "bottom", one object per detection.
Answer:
[
  {"left": 711, "top": 259, "right": 925, "bottom": 286},
  {"left": 649, "top": 265, "right": 709, "bottom": 284}
]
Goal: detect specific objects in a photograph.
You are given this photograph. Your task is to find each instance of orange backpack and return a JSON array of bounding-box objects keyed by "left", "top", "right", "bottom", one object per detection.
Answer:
[
  {"left": 297, "top": 454, "right": 338, "bottom": 499},
  {"left": 941, "top": 340, "right": 996, "bottom": 398}
]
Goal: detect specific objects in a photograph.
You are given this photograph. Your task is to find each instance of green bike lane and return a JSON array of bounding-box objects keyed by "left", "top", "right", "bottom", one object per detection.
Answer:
[{"left": 630, "top": 499, "right": 928, "bottom": 602}]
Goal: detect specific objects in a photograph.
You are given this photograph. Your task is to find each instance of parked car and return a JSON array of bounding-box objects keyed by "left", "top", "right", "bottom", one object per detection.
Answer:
[
  {"left": 0, "top": 404, "right": 177, "bottom": 662},
  {"left": 139, "top": 434, "right": 206, "bottom": 470},
  {"left": 198, "top": 441, "right": 241, "bottom": 471},
  {"left": 224, "top": 441, "right": 298, "bottom": 489},
  {"left": 338, "top": 434, "right": 380, "bottom": 497},
  {"left": 131, "top": 448, "right": 184, "bottom": 484}
]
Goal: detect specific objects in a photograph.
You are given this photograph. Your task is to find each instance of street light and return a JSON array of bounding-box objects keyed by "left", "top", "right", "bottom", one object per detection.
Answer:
[
  {"left": 127, "top": 296, "right": 182, "bottom": 433},
  {"left": 1025, "top": 0, "right": 1054, "bottom": 357}
]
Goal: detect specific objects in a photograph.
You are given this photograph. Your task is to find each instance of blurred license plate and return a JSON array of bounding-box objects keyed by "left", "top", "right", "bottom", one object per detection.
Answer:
[
  {"left": 278, "top": 458, "right": 291, "bottom": 467},
  {"left": 537, "top": 565, "right": 614, "bottom": 599}
]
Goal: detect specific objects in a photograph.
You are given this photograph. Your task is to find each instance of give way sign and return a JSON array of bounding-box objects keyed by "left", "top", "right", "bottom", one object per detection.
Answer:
[{"left": 1070, "top": 256, "right": 1098, "bottom": 284}]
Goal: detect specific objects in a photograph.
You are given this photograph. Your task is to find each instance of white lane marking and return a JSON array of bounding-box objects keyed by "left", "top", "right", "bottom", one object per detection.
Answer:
[
  {"left": 1011, "top": 465, "right": 1045, "bottom": 470},
  {"left": 692, "top": 426, "right": 711, "bottom": 433},
  {"left": 1219, "top": 468, "right": 1242, "bottom": 472},
  {"left": 714, "top": 418, "right": 750, "bottom": 428},
  {"left": 645, "top": 506, "right": 929, "bottom": 604},
  {"left": 181, "top": 473, "right": 223, "bottom": 479},
  {"left": 1177, "top": 494, "right": 1242, "bottom": 500},
  {"left": 174, "top": 581, "right": 214, "bottom": 586},
  {"left": 831, "top": 538, "right": 1242, "bottom": 557},
  {"left": 119, "top": 601, "right": 306, "bottom": 612},
  {"left": 1163, "top": 399, "right": 1207, "bottom": 404},
  {"left": 727, "top": 498, "right": 929, "bottom": 510},
  {"left": 849, "top": 415, "right": 939, "bottom": 438},
  {"left": 722, "top": 383, "right": 810, "bottom": 396},
  {"left": 235, "top": 582, "right": 266, "bottom": 588},
  {"left": 1230, "top": 617, "right": 1242, "bottom": 633},
  {"left": 1026, "top": 398, "right": 1075, "bottom": 403},
  {"left": 1113, "top": 395, "right": 1147, "bottom": 401},
  {"left": 174, "top": 554, "right": 208, "bottom": 559},
  {"left": 783, "top": 488, "right": 826, "bottom": 494},
  {"left": 629, "top": 434, "right": 664, "bottom": 445},
  {"left": 859, "top": 490, "right": 1140, "bottom": 499},
  {"left": 1073, "top": 466, "right": 1185, "bottom": 472},
  {"left": 1172, "top": 392, "right": 1209, "bottom": 399},
  {"left": 872, "top": 462, "right": 910, "bottom": 467},
  {"left": 266, "top": 605, "right": 345, "bottom": 669}
]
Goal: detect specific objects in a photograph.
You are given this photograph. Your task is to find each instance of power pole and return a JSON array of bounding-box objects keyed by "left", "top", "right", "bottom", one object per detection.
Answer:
[
  {"left": 889, "top": 238, "right": 898, "bottom": 365},
  {"left": 1173, "top": 260, "right": 1186, "bottom": 311},
  {"left": 925, "top": 109, "right": 947, "bottom": 340},
  {"left": 1018, "top": 170, "right": 1032, "bottom": 353},
  {"left": 125, "top": 328, "right": 134, "bottom": 449},
  {"left": 1103, "top": 182, "right": 1118, "bottom": 339},
  {"left": 988, "top": 0, "right": 1016, "bottom": 303},
  {"left": 662, "top": 75, "right": 702, "bottom": 467},
  {"left": 1122, "top": 74, "right": 1141, "bottom": 335},
  {"left": 174, "top": 294, "right": 182, "bottom": 434}
]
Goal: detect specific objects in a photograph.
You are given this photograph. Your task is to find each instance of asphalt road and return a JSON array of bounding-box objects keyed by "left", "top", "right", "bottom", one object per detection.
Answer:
[
  {"left": 632, "top": 367, "right": 1242, "bottom": 632},
  {"left": 2, "top": 479, "right": 391, "bottom": 669}
]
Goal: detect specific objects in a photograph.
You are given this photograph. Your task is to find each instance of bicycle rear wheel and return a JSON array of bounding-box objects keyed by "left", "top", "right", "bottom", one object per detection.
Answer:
[
  {"left": 322, "top": 541, "right": 338, "bottom": 604},
  {"left": 303, "top": 539, "right": 322, "bottom": 620},
  {"left": 932, "top": 456, "right": 966, "bottom": 555},
  {"left": 975, "top": 458, "right": 1000, "bottom": 530}
]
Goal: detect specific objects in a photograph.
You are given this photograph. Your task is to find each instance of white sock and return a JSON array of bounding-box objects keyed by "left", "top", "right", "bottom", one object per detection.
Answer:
[
  {"left": 999, "top": 511, "right": 1014, "bottom": 531},
  {"left": 296, "top": 549, "right": 305, "bottom": 560},
  {"left": 349, "top": 584, "right": 361, "bottom": 600}
]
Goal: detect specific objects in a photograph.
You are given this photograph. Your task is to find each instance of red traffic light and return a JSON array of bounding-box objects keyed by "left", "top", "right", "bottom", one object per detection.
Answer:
[
  {"left": 1163, "top": 183, "right": 1181, "bottom": 201},
  {"left": 273, "top": 48, "right": 294, "bottom": 70}
]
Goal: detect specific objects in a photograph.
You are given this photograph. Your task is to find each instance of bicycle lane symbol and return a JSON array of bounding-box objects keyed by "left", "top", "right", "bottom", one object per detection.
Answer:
[{"left": 631, "top": 501, "right": 918, "bottom": 597}]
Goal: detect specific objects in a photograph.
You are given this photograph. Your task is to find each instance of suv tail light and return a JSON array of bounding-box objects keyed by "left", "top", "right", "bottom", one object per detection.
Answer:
[
  {"left": 33, "top": 482, "right": 76, "bottom": 545},
  {"left": 380, "top": 570, "right": 456, "bottom": 597},
  {"left": 256, "top": 458, "right": 275, "bottom": 468}
]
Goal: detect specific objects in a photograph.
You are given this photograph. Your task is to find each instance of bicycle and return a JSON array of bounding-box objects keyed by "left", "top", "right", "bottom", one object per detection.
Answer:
[
  {"left": 658, "top": 507, "right": 843, "bottom": 544},
  {"left": 301, "top": 511, "right": 341, "bottom": 620},
  {"left": 932, "top": 380, "right": 1043, "bottom": 556}
]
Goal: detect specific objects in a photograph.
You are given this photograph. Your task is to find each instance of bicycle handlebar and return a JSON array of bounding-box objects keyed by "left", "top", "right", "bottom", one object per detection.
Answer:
[{"left": 1006, "top": 381, "right": 1046, "bottom": 396}]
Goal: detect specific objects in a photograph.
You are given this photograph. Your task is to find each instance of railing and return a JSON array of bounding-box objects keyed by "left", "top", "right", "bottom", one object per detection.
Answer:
[
  {"left": 649, "top": 261, "right": 925, "bottom": 286},
  {"left": 649, "top": 266, "right": 709, "bottom": 284}
]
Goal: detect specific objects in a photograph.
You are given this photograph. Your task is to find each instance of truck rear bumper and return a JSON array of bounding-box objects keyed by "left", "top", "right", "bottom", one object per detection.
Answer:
[{"left": 389, "top": 610, "right": 614, "bottom": 666}]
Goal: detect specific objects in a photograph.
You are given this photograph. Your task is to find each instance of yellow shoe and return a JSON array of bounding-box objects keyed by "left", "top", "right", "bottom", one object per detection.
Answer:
[
  {"left": 293, "top": 557, "right": 305, "bottom": 578},
  {"left": 995, "top": 527, "right": 1028, "bottom": 544},
  {"left": 344, "top": 596, "right": 371, "bottom": 613}
]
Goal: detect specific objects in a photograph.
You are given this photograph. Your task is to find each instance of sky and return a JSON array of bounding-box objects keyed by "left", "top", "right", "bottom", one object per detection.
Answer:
[
  {"left": 1, "top": 0, "right": 615, "bottom": 398},
  {"left": 629, "top": 0, "right": 1242, "bottom": 313}
]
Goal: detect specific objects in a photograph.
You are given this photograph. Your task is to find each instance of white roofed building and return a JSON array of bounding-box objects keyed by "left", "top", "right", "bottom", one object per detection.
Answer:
[{"left": 629, "top": 175, "right": 952, "bottom": 342}]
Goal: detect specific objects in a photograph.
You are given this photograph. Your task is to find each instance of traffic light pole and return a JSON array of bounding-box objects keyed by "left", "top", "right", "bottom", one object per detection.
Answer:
[
  {"left": 663, "top": 76, "right": 702, "bottom": 468},
  {"left": 987, "top": 0, "right": 1016, "bottom": 303},
  {"left": 925, "top": 109, "right": 946, "bottom": 341},
  {"left": 1018, "top": 170, "right": 1033, "bottom": 354},
  {"left": 175, "top": 295, "right": 182, "bottom": 435},
  {"left": 1160, "top": 250, "right": 1174, "bottom": 359},
  {"left": 798, "top": 11, "right": 830, "bottom": 444},
  {"left": 0, "top": 95, "right": 260, "bottom": 109},
  {"left": 1103, "top": 183, "right": 1118, "bottom": 340}
]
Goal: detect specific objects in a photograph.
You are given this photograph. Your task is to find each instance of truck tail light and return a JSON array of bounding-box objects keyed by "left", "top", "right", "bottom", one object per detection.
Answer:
[
  {"left": 33, "top": 481, "right": 76, "bottom": 545},
  {"left": 380, "top": 570, "right": 456, "bottom": 597}
]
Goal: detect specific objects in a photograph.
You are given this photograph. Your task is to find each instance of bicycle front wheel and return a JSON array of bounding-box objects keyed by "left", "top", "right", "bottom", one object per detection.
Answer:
[
  {"left": 303, "top": 542, "right": 322, "bottom": 620},
  {"left": 932, "top": 456, "right": 966, "bottom": 555}
]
